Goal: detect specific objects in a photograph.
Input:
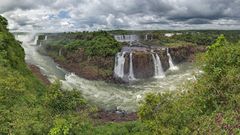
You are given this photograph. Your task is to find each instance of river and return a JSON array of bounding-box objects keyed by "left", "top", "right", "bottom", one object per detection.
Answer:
[{"left": 15, "top": 34, "right": 198, "bottom": 112}]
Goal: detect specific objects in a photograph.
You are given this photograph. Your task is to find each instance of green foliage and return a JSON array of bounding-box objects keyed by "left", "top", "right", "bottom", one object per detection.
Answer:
[
  {"left": 0, "top": 16, "right": 8, "bottom": 27},
  {"left": 46, "top": 82, "right": 87, "bottom": 113},
  {"left": 49, "top": 117, "right": 72, "bottom": 135},
  {"left": 92, "top": 121, "right": 150, "bottom": 135},
  {"left": 207, "top": 34, "right": 227, "bottom": 52},
  {"left": 84, "top": 35, "right": 121, "bottom": 57},
  {"left": 44, "top": 31, "right": 121, "bottom": 57},
  {"left": 139, "top": 35, "right": 240, "bottom": 134},
  {"left": 0, "top": 16, "right": 147, "bottom": 134}
]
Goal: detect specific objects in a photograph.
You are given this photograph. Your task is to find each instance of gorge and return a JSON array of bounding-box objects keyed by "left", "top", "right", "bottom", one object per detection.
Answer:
[{"left": 14, "top": 33, "right": 203, "bottom": 112}]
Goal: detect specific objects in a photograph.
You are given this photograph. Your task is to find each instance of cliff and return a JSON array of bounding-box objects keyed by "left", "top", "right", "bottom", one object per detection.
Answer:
[
  {"left": 40, "top": 38, "right": 206, "bottom": 82},
  {"left": 114, "top": 45, "right": 206, "bottom": 82}
]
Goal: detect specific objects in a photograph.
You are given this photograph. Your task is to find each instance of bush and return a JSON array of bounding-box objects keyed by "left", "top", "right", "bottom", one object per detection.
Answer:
[
  {"left": 139, "top": 35, "right": 240, "bottom": 134},
  {"left": 46, "top": 82, "right": 87, "bottom": 113}
]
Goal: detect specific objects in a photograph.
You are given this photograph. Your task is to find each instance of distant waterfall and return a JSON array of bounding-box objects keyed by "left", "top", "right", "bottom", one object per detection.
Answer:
[
  {"left": 33, "top": 35, "right": 39, "bottom": 45},
  {"left": 128, "top": 52, "right": 136, "bottom": 80},
  {"left": 167, "top": 48, "right": 179, "bottom": 71},
  {"left": 45, "top": 35, "right": 48, "bottom": 40},
  {"left": 59, "top": 48, "right": 62, "bottom": 56},
  {"left": 114, "top": 52, "right": 126, "bottom": 78},
  {"left": 145, "top": 34, "right": 153, "bottom": 41},
  {"left": 152, "top": 53, "right": 165, "bottom": 78},
  {"left": 114, "top": 35, "right": 138, "bottom": 43},
  {"left": 145, "top": 34, "right": 148, "bottom": 40}
]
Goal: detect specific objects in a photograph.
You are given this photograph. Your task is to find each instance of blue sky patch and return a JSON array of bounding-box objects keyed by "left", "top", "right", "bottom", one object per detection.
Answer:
[{"left": 58, "top": 10, "right": 70, "bottom": 19}]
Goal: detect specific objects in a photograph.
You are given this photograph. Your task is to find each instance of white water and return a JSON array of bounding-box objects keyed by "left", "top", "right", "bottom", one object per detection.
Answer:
[
  {"left": 128, "top": 52, "right": 136, "bottom": 80},
  {"left": 16, "top": 33, "right": 198, "bottom": 112},
  {"left": 114, "top": 35, "right": 138, "bottom": 43},
  {"left": 45, "top": 35, "right": 48, "bottom": 40},
  {"left": 167, "top": 48, "right": 179, "bottom": 71},
  {"left": 145, "top": 34, "right": 153, "bottom": 41},
  {"left": 152, "top": 53, "right": 165, "bottom": 78},
  {"left": 114, "top": 52, "right": 126, "bottom": 78},
  {"left": 33, "top": 35, "right": 39, "bottom": 45}
]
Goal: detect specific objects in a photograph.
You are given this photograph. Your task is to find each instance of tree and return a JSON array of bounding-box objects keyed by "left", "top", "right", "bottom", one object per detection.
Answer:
[{"left": 207, "top": 34, "right": 227, "bottom": 53}]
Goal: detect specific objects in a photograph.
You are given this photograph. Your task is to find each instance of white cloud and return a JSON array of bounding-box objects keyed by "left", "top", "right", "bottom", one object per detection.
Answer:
[{"left": 0, "top": 0, "right": 240, "bottom": 32}]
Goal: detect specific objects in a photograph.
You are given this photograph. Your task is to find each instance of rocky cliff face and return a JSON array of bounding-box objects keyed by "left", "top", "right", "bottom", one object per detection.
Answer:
[
  {"left": 114, "top": 45, "right": 206, "bottom": 82},
  {"left": 169, "top": 45, "right": 206, "bottom": 64},
  {"left": 42, "top": 43, "right": 206, "bottom": 83}
]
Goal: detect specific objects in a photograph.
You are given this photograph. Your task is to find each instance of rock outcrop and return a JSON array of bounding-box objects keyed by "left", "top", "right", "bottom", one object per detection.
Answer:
[
  {"left": 114, "top": 45, "right": 206, "bottom": 82},
  {"left": 41, "top": 41, "right": 206, "bottom": 83}
]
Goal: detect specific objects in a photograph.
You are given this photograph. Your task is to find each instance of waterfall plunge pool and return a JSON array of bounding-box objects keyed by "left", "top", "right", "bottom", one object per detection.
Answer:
[{"left": 16, "top": 34, "right": 199, "bottom": 112}]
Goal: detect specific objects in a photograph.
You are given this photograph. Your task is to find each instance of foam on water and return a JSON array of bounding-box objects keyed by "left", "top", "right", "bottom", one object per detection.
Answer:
[
  {"left": 152, "top": 52, "right": 165, "bottom": 78},
  {"left": 167, "top": 48, "right": 179, "bottom": 71},
  {"left": 16, "top": 33, "right": 198, "bottom": 112}
]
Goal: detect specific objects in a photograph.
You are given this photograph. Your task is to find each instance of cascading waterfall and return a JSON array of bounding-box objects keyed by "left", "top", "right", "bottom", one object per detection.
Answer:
[
  {"left": 151, "top": 52, "right": 165, "bottom": 78},
  {"left": 59, "top": 48, "right": 62, "bottom": 56},
  {"left": 17, "top": 33, "right": 197, "bottom": 112},
  {"left": 114, "top": 52, "right": 126, "bottom": 79},
  {"left": 167, "top": 48, "right": 179, "bottom": 71},
  {"left": 45, "top": 35, "right": 48, "bottom": 40},
  {"left": 128, "top": 52, "right": 136, "bottom": 80},
  {"left": 33, "top": 35, "right": 39, "bottom": 45},
  {"left": 130, "top": 35, "right": 132, "bottom": 46},
  {"left": 114, "top": 35, "right": 138, "bottom": 42},
  {"left": 145, "top": 34, "right": 153, "bottom": 41},
  {"left": 113, "top": 51, "right": 136, "bottom": 81}
]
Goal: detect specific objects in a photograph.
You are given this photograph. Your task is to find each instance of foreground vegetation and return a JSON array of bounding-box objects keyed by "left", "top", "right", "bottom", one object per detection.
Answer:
[
  {"left": 1, "top": 15, "right": 240, "bottom": 134},
  {"left": 0, "top": 15, "right": 148, "bottom": 134},
  {"left": 139, "top": 35, "right": 240, "bottom": 134}
]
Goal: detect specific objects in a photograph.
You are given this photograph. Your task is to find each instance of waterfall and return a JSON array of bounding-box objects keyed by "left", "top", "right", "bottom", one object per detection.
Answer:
[
  {"left": 145, "top": 34, "right": 148, "bottom": 40},
  {"left": 114, "top": 35, "right": 138, "bottom": 43},
  {"left": 129, "top": 35, "right": 132, "bottom": 46},
  {"left": 167, "top": 48, "right": 179, "bottom": 71},
  {"left": 45, "top": 35, "right": 48, "bottom": 40},
  {"left": 152, "top": 53, "right": 165, "bottom": 78},
  {"left": 128, "top": 52, "right": 136, "bottom": 80},
  {"left": 114, "top": 52, "right": 126, "bottom": 78},
  {"left": 33, "top": 35, "right": 39, "bottom": 45},
  {"left": 59, "top": 48, "right": 62, "bottom": 56},
  {"left": 145, "top": 34, "right": 153, "bottom": 41}
]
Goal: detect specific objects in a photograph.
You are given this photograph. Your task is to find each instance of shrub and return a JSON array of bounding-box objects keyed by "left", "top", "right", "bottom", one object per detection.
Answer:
[{"left": 139, "top": 35, "right": 240, "bottom": 134}]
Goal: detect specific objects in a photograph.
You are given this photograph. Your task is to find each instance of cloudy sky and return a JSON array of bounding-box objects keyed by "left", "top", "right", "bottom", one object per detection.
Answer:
[{"left": 1, "top": 0, "right": 240, "bottom": 32}]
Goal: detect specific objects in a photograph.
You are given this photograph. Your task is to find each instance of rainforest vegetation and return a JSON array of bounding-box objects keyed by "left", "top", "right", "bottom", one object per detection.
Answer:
[{"left": 1, "top": 15, "right": 240, "bottom": 134}]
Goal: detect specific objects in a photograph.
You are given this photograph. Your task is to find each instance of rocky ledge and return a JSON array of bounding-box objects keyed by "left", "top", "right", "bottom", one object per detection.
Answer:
[{"left": 44, "top": 45, "right": 206, "bottom": 83}]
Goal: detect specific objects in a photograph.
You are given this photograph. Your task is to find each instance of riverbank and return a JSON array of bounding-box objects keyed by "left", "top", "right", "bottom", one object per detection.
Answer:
[
  {"left": 28, "top": 64, "right": 51, "bottom": 85},
  {"left": 28, "top": 64, "right": 137, "bottom": 123}
]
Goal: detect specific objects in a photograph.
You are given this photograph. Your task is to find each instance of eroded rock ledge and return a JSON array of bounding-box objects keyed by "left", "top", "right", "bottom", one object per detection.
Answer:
[{"left": 43, "top": 45, "right": 206, "bottom": 83}]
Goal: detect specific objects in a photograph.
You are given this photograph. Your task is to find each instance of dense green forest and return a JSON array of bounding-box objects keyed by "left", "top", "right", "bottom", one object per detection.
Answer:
[
  {"left": 1, "top": 15, "right": 240, "bottom": 134},
  {"left": 37, "top": 32, "right": 123, "bottom": 80},
  {"left": 42, "top": 31, "right": 122, "bottom": 57}
]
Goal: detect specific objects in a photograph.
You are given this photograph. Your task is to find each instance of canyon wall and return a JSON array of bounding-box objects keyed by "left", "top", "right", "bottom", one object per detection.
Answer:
[{"left": 114, "top": 45, "right": 206, "bottom": 82}]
